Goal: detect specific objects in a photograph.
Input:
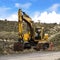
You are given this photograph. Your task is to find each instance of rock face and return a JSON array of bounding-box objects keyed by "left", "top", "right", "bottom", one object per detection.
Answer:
[
  {"left": 48, "top": 25, "right": 60, "bottom": 35},
  {"left": 47, "top": 24, "right": 60, "bottom": 50}
]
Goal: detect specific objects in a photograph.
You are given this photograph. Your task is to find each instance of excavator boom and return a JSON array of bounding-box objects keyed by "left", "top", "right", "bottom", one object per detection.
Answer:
[{"left": 18, "top": 9, "right": 23, "bottom": 40}]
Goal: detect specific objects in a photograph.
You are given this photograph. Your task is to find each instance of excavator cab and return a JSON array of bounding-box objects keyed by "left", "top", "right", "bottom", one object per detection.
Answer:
[
  {"left": 34, "top": 27, "right": 49, "bottom": 51},
  {"left": 35, "top": 28, "right": 41, "bottom": 40}
]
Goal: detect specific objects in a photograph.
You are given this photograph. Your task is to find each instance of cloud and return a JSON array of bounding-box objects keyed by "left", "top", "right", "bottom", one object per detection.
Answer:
[
  {"left": 0, "top": 7, "right": 17, "bottom": 21},
  {"left": 47, "top": 4, "right": 60, "bottom": 12},
  {"left": 5, "top": 10, "right": 60, "bottom": 24},
  {"left": 7, "top": 13, "right": 18, "bottom": 21},
  {"left": 15, "top": 2, "right": 32, "bottom": 9},
  {"left": 32, "top": 11, "right": 60, "bottom": 23},
  {"left": 0, "top": 12, "right": 18, "bottom": 21},
  {"left": 0, "top": 3, "right": 60, "bottom": 24},
  {"left": 31, "top": 3, "right": 60, "bottom": 23},
  {"left": 7, "top": 10, "right": 60, "bottom": 24}
]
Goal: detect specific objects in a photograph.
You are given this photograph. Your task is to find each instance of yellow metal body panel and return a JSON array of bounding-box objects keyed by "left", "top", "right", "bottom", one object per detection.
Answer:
[
  {"left": 38, "top": 39, "right": 48, "bottom": 43},
  {"left": 39, "top": 33, "right": 48, "bottom": 43},
  {"left": 23, "top": 33, "right": 30, "bottom": 41},
  {"left": 44, "top": 34, "right": 48, "bottom": 40},
  {"left": 18, "top": 9, "right": 23, "bottom": 39}
]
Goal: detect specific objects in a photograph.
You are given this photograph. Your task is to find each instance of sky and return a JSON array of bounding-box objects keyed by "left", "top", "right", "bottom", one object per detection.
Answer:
[{"left": 0, "top": 0, "right": 60, "bottom": 23}]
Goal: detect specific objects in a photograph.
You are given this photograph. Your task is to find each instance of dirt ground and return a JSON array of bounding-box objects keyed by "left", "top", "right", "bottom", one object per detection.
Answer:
[{"left": 0, "top": 51, "right": 60, "bottom": 60}]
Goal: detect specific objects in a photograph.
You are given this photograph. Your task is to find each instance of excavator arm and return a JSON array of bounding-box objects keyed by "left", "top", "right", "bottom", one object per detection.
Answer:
[
  {"left": 18, "top": 9, "right": 34, "bottom": 41},
  {"left": 18, "top": 9, "right": 23, "bottom": 40},
  {"left": 22, "top": 12, "right": 34, "bottom": 39}
]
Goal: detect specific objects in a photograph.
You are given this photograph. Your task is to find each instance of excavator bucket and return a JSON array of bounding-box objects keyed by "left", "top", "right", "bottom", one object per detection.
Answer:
[
  {"left": 14, "top": 38, "right": 24, "bottom": 51},
  {"left": 14, "top": 42, "right": 24, "bottom": 51}
]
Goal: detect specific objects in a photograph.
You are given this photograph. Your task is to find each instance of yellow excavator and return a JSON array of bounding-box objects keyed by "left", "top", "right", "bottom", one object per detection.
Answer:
[{"left": 14, "top": 9, "right": 49, "bottom": 51}]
